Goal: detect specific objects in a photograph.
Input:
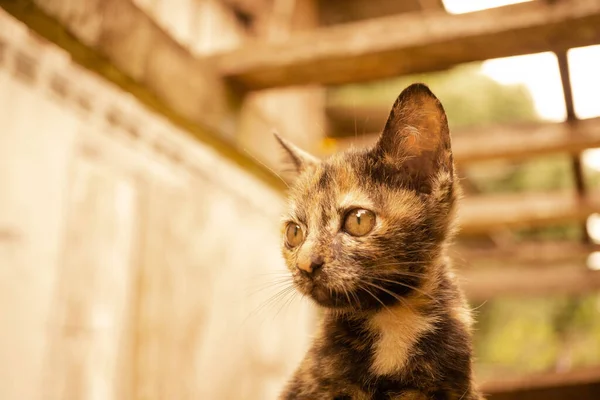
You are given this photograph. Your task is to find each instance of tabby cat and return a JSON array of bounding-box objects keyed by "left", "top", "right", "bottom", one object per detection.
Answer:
[{"left": 275, "top": 84, "right": 482, "bottom": 400}]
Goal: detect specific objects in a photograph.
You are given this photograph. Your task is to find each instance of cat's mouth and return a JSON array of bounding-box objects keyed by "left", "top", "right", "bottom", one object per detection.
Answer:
[
  {"left": 306, "top": 282, "right": 351, "bottom": 309},
  {"left": 293, "top": 269, "right": 359, "bottom": 309}
]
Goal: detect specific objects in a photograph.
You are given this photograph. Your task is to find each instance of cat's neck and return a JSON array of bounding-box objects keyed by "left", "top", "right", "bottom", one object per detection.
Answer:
[{"left": 327, "top": 254, "right": 450, "bottom": 320}]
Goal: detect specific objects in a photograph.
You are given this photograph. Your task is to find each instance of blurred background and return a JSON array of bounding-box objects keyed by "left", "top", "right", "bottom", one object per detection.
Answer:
[{"left": 1, "top": 0, "right": 600, "bottom": 399}]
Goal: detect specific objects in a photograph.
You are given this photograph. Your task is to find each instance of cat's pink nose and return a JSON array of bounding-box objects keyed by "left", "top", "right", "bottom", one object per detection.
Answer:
[{"left": 298, "top": 255, "right": 324, "bottom": 275}]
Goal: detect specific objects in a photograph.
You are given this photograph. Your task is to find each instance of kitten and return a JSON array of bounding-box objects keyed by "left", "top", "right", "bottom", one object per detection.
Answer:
[{"left": 275, "top": 84, "right": 482, "bottom": 400}]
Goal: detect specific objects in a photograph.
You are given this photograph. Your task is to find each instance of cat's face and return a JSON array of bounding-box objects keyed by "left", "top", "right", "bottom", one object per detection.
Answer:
[{"left": 277, "top": 84, "right": 458, "bottom": 311}]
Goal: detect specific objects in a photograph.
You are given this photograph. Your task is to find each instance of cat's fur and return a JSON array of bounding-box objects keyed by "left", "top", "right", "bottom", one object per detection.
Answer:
[{"left": 276, "top": 84, "right": 481, "bottom": 400}]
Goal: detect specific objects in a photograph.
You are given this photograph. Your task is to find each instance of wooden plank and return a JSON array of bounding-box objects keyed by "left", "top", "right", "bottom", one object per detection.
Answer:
[
  {"left": 454, "top": 241, "right": 600, "bottom": 267},
  {"left": 417, "top": 0, "right": 446, "bottom": 12},
  {"left": 459, "top": 189, "right": 600, "bottom": 234},
  {"left": 326, "top": 104, "right": 390, "bottom": 138},
  {"left": 317, "top": 0, "right": 424, "bottom": 26},
  {"left": 555, "top": 49, "right": 591, "bottom": 242},
  {"left": 482, "top": 366, "right": 600, "bottom": 400},
  {"left": 323, "top": 117, "right": 600, "bottom": 164},
  {"left": 0, "top": 0, "right": 287, "bottom": 193},
  {"left": 209, "top": 0, "right": 600, "bottom": 88},
  {"left": 455, "top": 241, "right": 600, "bottom": 299},
  {"left": 459, "top": 261, "right": 600, "bottom": 300}
]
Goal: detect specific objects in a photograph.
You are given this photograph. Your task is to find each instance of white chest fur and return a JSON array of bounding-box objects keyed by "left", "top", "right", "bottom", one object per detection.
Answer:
[{"left": 367, "top": 304, "right": 437, "bottom": 376}]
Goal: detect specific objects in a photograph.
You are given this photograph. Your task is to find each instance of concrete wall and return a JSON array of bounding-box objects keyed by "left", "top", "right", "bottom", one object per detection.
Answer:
[{"left": 0, "top": 12, "right": 313, "bottom": 400}]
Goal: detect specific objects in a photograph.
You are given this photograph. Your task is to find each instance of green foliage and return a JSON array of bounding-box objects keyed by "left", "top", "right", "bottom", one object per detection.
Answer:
[
  {"left": 464, "top": 155, "right": 574, "bottom": 194},
  {"left": 328, "top": 63, "right": 539, "bottom": 129},
  {"left": 473, "top": 294, "right": 600, "bottom": 380}
]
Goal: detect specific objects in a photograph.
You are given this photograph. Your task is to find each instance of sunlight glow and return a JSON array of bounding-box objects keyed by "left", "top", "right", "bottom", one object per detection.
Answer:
[
  {"left": 586, "top": 214, "right": 600, "bottom": 244},
  {"left": 568, "top": 45, "right": 600, "bottom": 119},
  {"left": 481, "top": 52, "right": 566, "bottom": 122},
  {"left": 442, "top": 0, "right": 532, "bottom": 14},
  {"left": 582, "top": 149, "right": 600, "bottom": 172},
  {"left": 586, "top": 252, "right": 600, "bottom": 271},
  {"left": 480, "top": 45, "right": 600, "bottom": 171}
]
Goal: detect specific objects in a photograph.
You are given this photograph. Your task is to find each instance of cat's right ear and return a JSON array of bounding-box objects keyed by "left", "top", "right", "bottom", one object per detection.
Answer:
[
  {"left": 274, "top": 132, "right": 319, "bottom": 175},
  {"left": 373, "top": 83, "right": 452, "bottom": 194}
]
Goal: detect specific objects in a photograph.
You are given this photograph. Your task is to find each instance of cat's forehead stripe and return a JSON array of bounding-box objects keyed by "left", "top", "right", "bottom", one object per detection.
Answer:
[{"left": 317, "top": 164, "right": 331, "bottom": 190}]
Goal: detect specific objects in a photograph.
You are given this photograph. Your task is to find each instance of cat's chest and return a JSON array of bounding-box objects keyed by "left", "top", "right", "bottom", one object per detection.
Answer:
[{"left": 367, "top": 306, "right": 437, "bottom": 377}]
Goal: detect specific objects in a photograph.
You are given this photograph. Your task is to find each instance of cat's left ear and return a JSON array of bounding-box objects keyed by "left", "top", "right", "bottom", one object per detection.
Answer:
[
  {"left": 274, "top": 132, "right": 319, "bottom": 175},
  {"left": 374, "top": 83, "right": 453, "bottom": 192}
]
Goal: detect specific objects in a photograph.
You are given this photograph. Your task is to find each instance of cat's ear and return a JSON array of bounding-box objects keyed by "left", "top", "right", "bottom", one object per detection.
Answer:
[
  {"left": 274, "top": 132, "right": 319, "bottom": 175},
  {"left": 375, "top": 83, "right": 453, "bottom": 190}
]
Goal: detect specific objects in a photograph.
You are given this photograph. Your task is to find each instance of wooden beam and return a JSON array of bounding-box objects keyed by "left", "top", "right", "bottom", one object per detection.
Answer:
[
  {"left": 459, "top": 261, "right": 600, "bottom": 300},
  {"left": 208, "top": 0, "right": 600, "bottom": 88},
  {"left": 482, "top": 366, "right": 600, "bottom": 400},
  {"left": 322, "top": 117, "right": 600, "bottom": 164},
  {"left": 455, "top": 241, "right": 600, "bottom": 299},
  {"left": 459, "top": 189, "right": 600, "bottom": 234},
  {"left": 417, "top": 0, "right": 446, "bottom": 12},
  {"left": 317, "top": 0, "right": 424, "bottom": 26},
  {"left": 454, "top": 241, "right": 600, "bottom": 267},
  {"left": 555, "top": 49, "right": 591, "bottom": 242},
  {"left": 326, "top": 105, "right": 389, "bottom": 138}
]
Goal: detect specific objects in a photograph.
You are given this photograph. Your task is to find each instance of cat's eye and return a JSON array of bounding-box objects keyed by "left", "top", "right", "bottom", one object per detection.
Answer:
[
  {"left": 285, "top": 223, "right": 305, "bottom": 248},
  {"left": 343, "top": 209, "right": 376, "bottom": 237}
]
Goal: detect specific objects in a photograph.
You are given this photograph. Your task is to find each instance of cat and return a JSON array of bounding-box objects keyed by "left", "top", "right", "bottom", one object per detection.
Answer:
[{"left": 274, "top": 84, "right": 482, "bottom": 400}]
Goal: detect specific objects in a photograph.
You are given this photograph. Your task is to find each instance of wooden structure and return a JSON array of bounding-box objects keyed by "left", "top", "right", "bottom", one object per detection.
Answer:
[{"left": 1, "top": 0, "right": 600, "bottom": 399}]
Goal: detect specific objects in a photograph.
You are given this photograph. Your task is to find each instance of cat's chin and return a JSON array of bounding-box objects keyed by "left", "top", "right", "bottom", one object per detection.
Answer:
[{"left": 308, "top": 284, "right": 351, "bottom": 309}]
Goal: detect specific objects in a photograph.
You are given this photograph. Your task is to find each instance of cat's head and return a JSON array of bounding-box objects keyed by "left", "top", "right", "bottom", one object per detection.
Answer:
[{"left": 277, "top": 84, "right": 459, "bottom": 311}]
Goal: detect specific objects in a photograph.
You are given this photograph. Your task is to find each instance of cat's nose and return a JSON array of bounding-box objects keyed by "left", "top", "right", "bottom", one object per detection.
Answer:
[{"left": 297, "top": 255, "right": 324, "bottom": 275}]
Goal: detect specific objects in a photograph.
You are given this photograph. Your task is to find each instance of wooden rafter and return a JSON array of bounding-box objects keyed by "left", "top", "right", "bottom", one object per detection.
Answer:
[
  {"left": 460, "top": 261, "right": 600, "bottom": 300},
  {"left": 417, "top": 0, "right": 446, "bottom": 12},
  {"left": 454, "top": 241, "right": 600, "bottom": 267},
  {"left": 317, "top": 0, "right": 425, "bottom": 26},
  {"left": 455, "top": 240, "right": 600, "bottom": 299},
  {"left": 208, "top": 0, "right": 600, "bottom": 88},
  {"left": 326, "top": 104, "right": 389, "bottom": 138},
  {"left": 482, "top": 366, "right": 600, "bottom": 400},
  {"left": 323, "top": 117, "right": 600, "bottom": 164},
  {"left": 459, "top": 189, "right": 600, "bottom": 234},
  {"left": 555, "top": 49, "right": 591, "bottom": 242}
]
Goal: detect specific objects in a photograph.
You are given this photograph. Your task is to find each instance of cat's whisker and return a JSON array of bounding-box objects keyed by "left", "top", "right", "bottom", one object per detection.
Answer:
[
  {"left": 252, "top": 286, "right": 295, "bottom": 314},
  {"left": 362, "top": 256, "right": 431, "bottom": 265},
  {"left": 340, "top": 285, "right": 354, "bottom": 310},
  {"left": 244, "top": 284, "right": 296, "bottom": 323},
  {"left": 375, "top": 249, "right": 429, "bottom": 257},
  {"left": 245, "top": 275, "right": 293, "bottom": 289},
  {"left": 469, "top": 300, "right": 488, "bottom": 313},
  {"left": 356, "top": 283, "right": 393, "bottom": 316},
  {"left": 245, "top": 278, "right": 294, "bottom": 297},
  {"left": 273, "top": 289, "right": 299, "bottom": 319},
  {"left": 367, "top": 268, "right": 427, "bottom": 278},
  {"left": 242, "top": 148, "right": 290, "bottom": 189},
  {"left": 361, "top": 280, "right": 417, "bottom": 314},
  {"left": 368, "top": 261, "right": 429, "bottom": 269},
  {"left": 369, "top": 276, "right": 436, "bottom": 302},
  {"left": 350, "top": 288, "right": 362, "bottom": 309},
  {"left": 372, "top": 252, "right": 434, "bottom": 262},
  {"left": 251, "top": 271, "right": 292, "bottom": 277},
  {"left": 247, "top": 275, "right": 292, "bottom": 285}
]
